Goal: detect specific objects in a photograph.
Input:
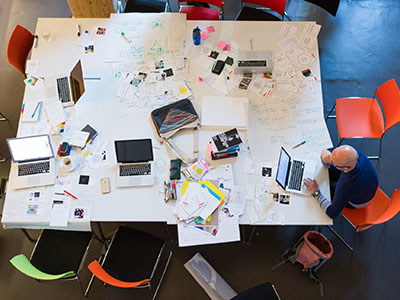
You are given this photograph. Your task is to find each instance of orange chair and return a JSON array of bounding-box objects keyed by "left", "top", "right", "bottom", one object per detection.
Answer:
[
  {"left": 6, "top": 24, "right": 34, "bottom": 77},
  {"left": 328, "top": 188, "right": 400, "bottom": 252},
  {"left": 85, "top": 226, "right": 172, "bottom": 299},
  {"left": 236, "top": 0, "right": 289, "bottom": 21},
  {"left": 326, "top": 79, "right": 400, "bottom": 159},
  {"left": 178, "top": 0, "right": 223, "bottom": 20}
]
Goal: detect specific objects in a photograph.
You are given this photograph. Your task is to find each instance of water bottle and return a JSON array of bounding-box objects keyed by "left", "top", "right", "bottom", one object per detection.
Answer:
[{"left": 193, "top": 26, "right": 201, "bottom": 46}]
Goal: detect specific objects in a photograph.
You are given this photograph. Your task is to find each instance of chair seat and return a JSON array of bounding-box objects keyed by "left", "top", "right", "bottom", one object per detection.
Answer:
[
  {"left": 336, "top": 98, "right": 384, "bottom": 139},
  {"left": 102, "top": 226, "right": 165, "bottom": 282},
  {"left": 180, "top": 6, "right": 221, "bottom": 20},
  {"left": 342, "top": 188, "right": 389, "bottom": 231},
  {"left": 125, "top": 0, "right": 166, "bottom": 12},
  {"left": 30, "top": 230, "right": 92, "bottom": 275},
  {"left": 236, "top": 6, "right": 281, "bottom": 21}
]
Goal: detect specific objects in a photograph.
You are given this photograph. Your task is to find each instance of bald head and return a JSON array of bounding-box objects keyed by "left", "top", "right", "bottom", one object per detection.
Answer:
[{"left": 331, "top": 145, "right": 358, "bottom": 172}]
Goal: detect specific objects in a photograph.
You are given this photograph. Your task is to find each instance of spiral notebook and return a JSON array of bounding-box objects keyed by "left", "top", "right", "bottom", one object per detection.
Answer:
[{"left": 184, "top": 253, "right": 237, "bottom": 300}]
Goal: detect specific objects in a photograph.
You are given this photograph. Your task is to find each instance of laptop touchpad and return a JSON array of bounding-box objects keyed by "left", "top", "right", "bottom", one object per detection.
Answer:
[{"left": 28, "top": 176, "right": 40, "bottom": 186}]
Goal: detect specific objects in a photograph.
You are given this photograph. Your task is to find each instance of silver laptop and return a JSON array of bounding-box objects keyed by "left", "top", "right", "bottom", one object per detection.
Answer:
[
  {"left": 45, "top": 60, "right": 85, "bottom": 107},
  {"left": 115, "top": 139, "right": 154, "bottom": 187},
  {"left": 7, "top": 134, "right": 55, "bottom": 190},
  {"left": 275, "top": 147, "right": 316, "bottom": 195},
  {"left": 234, "top": 50, "right": 273, "bottom": 74}
]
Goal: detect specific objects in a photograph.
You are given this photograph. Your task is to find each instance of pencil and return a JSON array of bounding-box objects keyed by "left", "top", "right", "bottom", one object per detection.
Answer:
[
  {"left": 31, "top": 102, "right": 41, "bottom": 118},
  {"left": 64, "top": 190, "right": 77, "bottom": 200}
]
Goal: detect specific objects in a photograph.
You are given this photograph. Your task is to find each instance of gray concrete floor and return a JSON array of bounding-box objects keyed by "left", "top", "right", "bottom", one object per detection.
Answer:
[{"left": 1, "top": 0, "right": 400, "bottom": 299}]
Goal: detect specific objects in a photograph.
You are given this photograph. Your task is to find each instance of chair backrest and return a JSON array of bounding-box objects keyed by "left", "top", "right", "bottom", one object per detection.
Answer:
[
  {"left": 88, "top": 260, "right": 149, "bottom": 288},
  {"left": 178, "top": 0, "right": 223, "bottom": 9},
  {"left": 369, "top": 189, "right": 400, "bottom": 225},
  {"left": 375, "top": 79, "right": 400, "bottom": 133},
  {"left": 242, "top": 0, "right": 287, "bottom": 17},
  {"left": 6, "top": 25, "right": 34, "bottom": 76},
  {"left": 10, "top": 254, "right": 75, "bottom": 280}
]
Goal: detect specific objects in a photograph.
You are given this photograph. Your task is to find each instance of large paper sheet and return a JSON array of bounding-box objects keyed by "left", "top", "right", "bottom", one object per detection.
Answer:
[{"left": 106, "top": 13, "right": 187, "bottom": 62}]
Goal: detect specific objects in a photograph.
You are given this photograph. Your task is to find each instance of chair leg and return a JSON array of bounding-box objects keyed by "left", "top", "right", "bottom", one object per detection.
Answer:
[
  {"left": 247, "top": 226, "right": 257, "bottom": 245},
  {"left": 163, "top": 222, "right": 175, "bottom": 245},
  {"left": 327, "top": 225, "right": 353, "bottom": 252},
  {"left": 76, "top": 275, "right": 86, "bottom": 296},
  {"left": 367, "top": 138, "right": 381, "bottom": 160},
  {"left": 20, "top": 228, "right": 37, "bottom": 243},
  {"left": 325, "top": 104, "right": 336, "bottom": 121},
  {"left": 0, "top": 112, "right": 7, "bottom": 122},
  {"left": 84, "top": 273, "right": 96, "bottom": 297}
]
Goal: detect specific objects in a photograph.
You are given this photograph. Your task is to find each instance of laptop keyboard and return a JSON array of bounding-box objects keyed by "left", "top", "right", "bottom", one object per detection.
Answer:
[
  {"left": 120, "top": 163, "right": 151, "bottom": 177},
  {"left": 18, "top": 161, "right": 50, "bottom": 176},
  {"left": 238, "top": 60, "right": 267, "bottom": 67},
  {"left": 56, "top": 77, "right": 71, "bottom": 103},
  {"left": 288, "top": 160, "right": 305, "bottom": 191}
]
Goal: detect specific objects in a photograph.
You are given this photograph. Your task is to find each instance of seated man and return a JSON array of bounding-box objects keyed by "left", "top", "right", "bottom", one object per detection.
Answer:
[{"left": 304, "top": 145, "right": 379, "bottom": 219}]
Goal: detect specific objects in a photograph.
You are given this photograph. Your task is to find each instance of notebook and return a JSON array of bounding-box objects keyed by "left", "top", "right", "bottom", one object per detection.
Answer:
[
  {"left": 114, "top": 139, "right": 154, "bottom": 187},
  {"left": 7, "top": 134, "right": 55, "bottom": 189}
]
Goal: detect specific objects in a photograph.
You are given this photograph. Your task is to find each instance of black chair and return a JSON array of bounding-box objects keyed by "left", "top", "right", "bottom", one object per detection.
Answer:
[
  {"left": 236, "top": 0, "right": 289, "bottom": 21},
  {"left": 305, "top": 0, "right": 340, "bottom": 16},
  {"left": 124, "top": 0, "right": 168, "bottom": 13},
  {"left": 85, "top": 226, "right": 172, "bottom": 300},
  {"left": 10, "top": 229, "right": 93, "bottom": 295},
  {"left": 232, "top": 282, "right": 281, "bottom": 300}
]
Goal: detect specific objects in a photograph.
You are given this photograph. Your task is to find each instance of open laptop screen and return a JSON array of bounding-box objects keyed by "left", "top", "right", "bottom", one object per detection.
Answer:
[
  {"left": 276, "top": 147, "right": 291, "bottom": 190},
  {"left": 115, "top": 139, "right": 154, "bottom": 163},
  {"left": 7, "top": 134, "right": 54, "bottom": 162}
]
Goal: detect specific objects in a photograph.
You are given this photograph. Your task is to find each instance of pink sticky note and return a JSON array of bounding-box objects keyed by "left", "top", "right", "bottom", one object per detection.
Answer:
[
  {"left": 200, "top": 32, "right": 208, "bottom": 40},
  {"left": 198, "top": 77, "right": 203, "bottom": 82},
  {"left": 207, "top": 26, "right": 215, "bottom": 33},
  {"left": 225, "top": 44, "right": 231, "bottom": 51},
  {"left": 217, "top": 40, "right": 227, "bottom": 50}
]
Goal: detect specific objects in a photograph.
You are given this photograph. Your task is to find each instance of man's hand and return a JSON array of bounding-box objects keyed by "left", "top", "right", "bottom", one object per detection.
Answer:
[
  {"left": 304, "top": 178, "right": 319, "bottom": 194},
  {"left": 321, "top": 149, "right": 332, "bottom": 165}
]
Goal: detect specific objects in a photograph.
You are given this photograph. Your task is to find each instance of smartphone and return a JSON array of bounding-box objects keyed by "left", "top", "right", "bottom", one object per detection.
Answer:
[
  {"left": 212, "top": 60, "right": 225, "bottom": 75},
  {"left": 170, "top": 159, "right": 182, "bottom": 180}
]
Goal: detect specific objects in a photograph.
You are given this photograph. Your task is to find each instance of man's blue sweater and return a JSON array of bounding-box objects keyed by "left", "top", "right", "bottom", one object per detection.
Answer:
[{"left": 326, "top": 150, "right": 379, "bottom": 219}]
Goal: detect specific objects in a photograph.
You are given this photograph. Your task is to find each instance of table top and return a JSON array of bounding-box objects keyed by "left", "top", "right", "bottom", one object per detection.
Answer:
[{"left": 1, "top": 15, "right": 333, "bottom": 230}]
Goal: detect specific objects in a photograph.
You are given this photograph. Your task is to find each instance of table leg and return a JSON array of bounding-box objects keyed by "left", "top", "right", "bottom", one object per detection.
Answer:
[
  {"left": 20, "top": 229, "right": 37, "bottom": 243},
  {"left": 95, "top": 222, "right": 106, "bottom": 243}
]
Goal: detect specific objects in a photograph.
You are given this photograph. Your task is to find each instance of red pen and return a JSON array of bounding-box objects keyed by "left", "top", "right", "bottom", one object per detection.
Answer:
[{"left": 64, "top": 190, "right": 77, "bottom": 200}]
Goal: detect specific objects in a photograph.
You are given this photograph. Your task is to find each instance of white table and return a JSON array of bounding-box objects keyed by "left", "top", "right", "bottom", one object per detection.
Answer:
[{"left": 1, "top": 16, "right": 333, "bottom": 230}]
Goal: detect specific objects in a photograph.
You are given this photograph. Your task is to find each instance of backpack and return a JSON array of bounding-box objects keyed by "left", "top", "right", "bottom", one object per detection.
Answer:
[{"left": 272, "top": 231, "right": 334, "bottom": 296}]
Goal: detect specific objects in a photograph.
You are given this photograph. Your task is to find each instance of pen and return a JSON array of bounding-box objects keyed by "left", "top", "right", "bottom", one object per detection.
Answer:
[
  {"left": 77, "top": 24, "right": 81, "bottom": 37},
  {"left": 121, "top": 32, "right": 131, "bottom": 44},
  {"left": 31, "top": 101, "right": 41, "bottom": 118},
  {"left": 34, "top": 35, "right": 39, "bottom": 48},
  {"left": 293, "top": 140, "right": 306, "bottom": 149},
  {"left": 250, "top": 39, "right": 253, "bottom": 50},
  {"left": 64, "top": 190, "right": 77, "bottom": 200}
]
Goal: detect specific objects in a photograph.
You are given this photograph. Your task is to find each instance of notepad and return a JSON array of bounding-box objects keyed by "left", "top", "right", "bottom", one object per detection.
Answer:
[
  {"left": 201, "top": 96, "right": 248, "bottom": 128},
  {"left": 21, "top": 100, "right": 43, "bottom": 122}
]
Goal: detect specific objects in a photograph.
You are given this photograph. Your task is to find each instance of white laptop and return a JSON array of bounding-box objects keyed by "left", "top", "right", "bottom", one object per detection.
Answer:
[
  {"left": 7, "top": 134, "right": 55, "bottom": 189},
  {"left": 234, "top": 50, "right": 273, "bottom": 74},
  {"left": 275, "top": 147, "right": 316, "bottom": 195},
  {"left": 115, "top": 139, "right": 154, "bottom": 187},
  {"left": 45, "top": 60, "right": 85, "bottom": 107}
]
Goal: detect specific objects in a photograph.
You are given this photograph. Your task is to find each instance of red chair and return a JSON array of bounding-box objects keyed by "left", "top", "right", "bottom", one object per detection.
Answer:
[
  {"left": 178, "top": 0, "right": 223, "bottom": 20},
  {"left": 85, "top": 226, "right": 172, "bottom": 299},
  {"left": 328, "top": 188, "right": 400, "bottom": 252},
  {"left": 326, "top": 79, "right": 400, "bottom": 159},
  {"left": 236, "top": 0, "right": 289, "bottom": 21},
  {"left": 6, "top": 24, "right": 34, "bottom": 77}
]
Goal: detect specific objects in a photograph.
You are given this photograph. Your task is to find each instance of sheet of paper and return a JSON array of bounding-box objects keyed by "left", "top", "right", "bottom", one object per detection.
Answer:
[
  {"left": 25, "top": 59, "right": 39, "bottom": 74},
  {"left": 225, "top": 186, "right": 247, "bottom": 217},
  {"left": 69, "top": 131, "right": 90, "bottom": 148},
  {"left": 45, "top": 101, "right": 66, "bottom": 126},
  {"left": 49, "top": 195, "right": 70, "bottom": 227},
  {"left": 201, "top": 96, "right": 248, "bottom": 128}
]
